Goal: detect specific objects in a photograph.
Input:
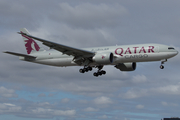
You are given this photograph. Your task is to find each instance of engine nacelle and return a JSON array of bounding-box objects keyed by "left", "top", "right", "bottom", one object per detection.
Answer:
[
  {"left": 93, "top": 52, "right": 114, "bottom": 65},
  {"left": 115, "top": 62, "right": 136, "bottom": 71}
]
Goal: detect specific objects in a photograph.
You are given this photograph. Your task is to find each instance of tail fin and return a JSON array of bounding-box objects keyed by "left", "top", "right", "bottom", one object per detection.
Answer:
[{"left": 20, "top": 28, "right": 44, "bottom": 54}]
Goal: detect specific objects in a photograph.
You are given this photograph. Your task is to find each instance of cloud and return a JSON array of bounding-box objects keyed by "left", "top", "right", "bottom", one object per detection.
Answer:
[
  {"left": 0, "top": 86, "right": 18, "bottom": 98},
  {"left": 32, "top": 108, "right": 76, "bottom": 116},
  {"left": 120, "top": 83, "right": 180, "bottom": 99},
  {"left": 38, "top": 102, "right": 50, "bottom": 106},
  {"left": 78, "top": 100, "right": 88, "bottom": 104},
  {"left": 0, "top": 98, "right": 77, "bottom": 119},
  {"left": 119, "top": 88, "right": 148, "bottom": 99},
  {"left": 38, "top": 93, "right": 46, "bottom": 97},
  {"left": 53, "top": 109, "right": 76, "bottom": 116},
  {"left": 161, "top": 101, "right": 178, "bottom": 107},
  {"left": 1, "top": 0, "right": 180, "bottom": 120},
  {"left": 98, "top": 115, "right": 108, "bottom": 119},
  {"left": 152, "top": 83, "right": 180, "bottom": 95},
  {"left": 161, "top": 101, "right": 168, "bottom": 106},
  {"left": 136, "top": 104, "right": 144, "bottom": 109},
  {"left": 61, "top": 98, "right": 70, "bottom": 103},
  {"left": 84, "top": 107, "right": 99, "bottom": 112},
  {"left": 0, "top": 0, "right": 41, "bottom": 29},
  {"left": 93, "top": 96, "right": 113, "bottom": 104},
  {"left": 0, "top": 103, "right": 21, "bottom": 113},
  {"left": 132, "top": 75, "right": 147, "bottom": 83},
  {"left": 50, "top": 3, "right": 128, "bottom": 29}
]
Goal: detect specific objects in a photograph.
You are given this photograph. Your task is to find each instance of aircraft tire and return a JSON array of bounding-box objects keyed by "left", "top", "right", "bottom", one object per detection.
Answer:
[
  {"left": 101, "top": 70, "right": 106, "bottom": 74},
  {"left": 160, "top": 65, "right": 164, "bottom": 69},
  {"left": 98, "top": 72, "right": 102, "bottom": 76},
  {"left": 88, "top": 67, "right": 92, "bottom": 71},
  {"left": 79, "top": 69, "right": 85, "bottom": 73},
  {"left": 84, "top": 68, "right": 89, "bottom": 72},
  {"left": 93, "top": 72, "right": 98, "bottom": 77}
]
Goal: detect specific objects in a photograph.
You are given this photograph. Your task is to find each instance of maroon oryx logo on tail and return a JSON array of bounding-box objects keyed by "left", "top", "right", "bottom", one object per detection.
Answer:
[{"left": 21, "top": 32, "right": 40, "bottom": 54}]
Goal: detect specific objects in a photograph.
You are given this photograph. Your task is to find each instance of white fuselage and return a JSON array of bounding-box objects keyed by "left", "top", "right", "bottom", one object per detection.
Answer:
[{"left": 20, "top": 43, "right": 178, "bottom": 67}]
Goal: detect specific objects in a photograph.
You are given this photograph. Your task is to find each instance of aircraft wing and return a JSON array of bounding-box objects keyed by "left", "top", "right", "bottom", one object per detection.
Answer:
[{"left": 18, "top": 32, "right": 95, "bottom": 58}]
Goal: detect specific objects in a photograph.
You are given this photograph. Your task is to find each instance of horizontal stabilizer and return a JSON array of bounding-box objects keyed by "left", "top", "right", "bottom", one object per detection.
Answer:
[{"left": 3, "top": 51, "right": 36, "bottom": 59}]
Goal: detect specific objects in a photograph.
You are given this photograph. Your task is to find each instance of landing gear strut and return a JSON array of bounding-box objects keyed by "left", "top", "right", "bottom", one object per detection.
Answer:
[{"left": 160, "top": 59, "right": 167, "bottom": 69}]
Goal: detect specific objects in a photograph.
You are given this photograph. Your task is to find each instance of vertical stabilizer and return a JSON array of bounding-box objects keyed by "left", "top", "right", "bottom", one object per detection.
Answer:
[{"left": 20, "top": 28, "right": 44, "bottom": 54}]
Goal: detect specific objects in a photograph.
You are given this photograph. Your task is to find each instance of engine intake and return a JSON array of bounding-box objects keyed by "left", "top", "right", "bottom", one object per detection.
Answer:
[
  {"left": 93, "top": 52, "right": 114, "bottom": 65},
  {"left": 115, "top": 62, "right": 136, "bottom": 71}
]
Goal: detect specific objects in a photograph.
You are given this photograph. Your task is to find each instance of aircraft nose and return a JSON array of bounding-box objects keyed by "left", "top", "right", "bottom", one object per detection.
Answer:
[
  {"left": 173, "top": 49, "right": 179, "bottom": 56},
  {"left": 175, "top": 50, "right": 179, "bottom": 55},
  {"left": 167, "top": 48, "right": 178, "bottom": 58}
]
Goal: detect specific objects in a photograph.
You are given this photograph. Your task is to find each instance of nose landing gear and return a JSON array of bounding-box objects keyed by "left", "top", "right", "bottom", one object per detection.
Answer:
[
  {"left": 160, "top": 59, "right": 167, "bottom": 69},
  {"left": 160, "top": 65, "right": 164, "bottom": 69}
]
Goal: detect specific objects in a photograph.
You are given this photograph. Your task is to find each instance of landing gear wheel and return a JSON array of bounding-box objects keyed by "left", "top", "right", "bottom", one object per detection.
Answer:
[
  {"left": 84, "top": 68, "right": 89, "bottom": 72},
  {"left": 93, "top": 72, "right": 98, "bottom": 77},
  {"left": 98, "top": 71, "right": 102, "bottom": 76},
  {"left": 79, "top": 66, "right": 93, "bottom": 73},
  {"left": 93, "top": 66, "right": 107, "bottom": 77},
  {"left": 160, "top": 65, "right": 164, "bottom": 69},
  {"left": 101, "top": 70, "right": 106, "bottom": 75},
  {"left": 93, "top": 70, "right": 106, "bottom": 77},
  {"left": 88, "top": 67, "right": 92, "bottom": 71},
  {"left": 79, "top": 69, "right": 85, "bottom": 73}
]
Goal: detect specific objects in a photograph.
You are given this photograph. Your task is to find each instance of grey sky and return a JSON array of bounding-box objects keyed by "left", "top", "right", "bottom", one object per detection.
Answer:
[{"left": 0, "top": 0, "right": 180, "bottom": 120}]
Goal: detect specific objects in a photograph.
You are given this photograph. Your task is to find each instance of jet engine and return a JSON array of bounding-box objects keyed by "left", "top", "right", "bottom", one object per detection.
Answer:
[
  {"left": 92, "top": 52, "right": 114, "bottom": 65},
  {"left": 115, "top": 62, "right": 136, "bottom": 71}
]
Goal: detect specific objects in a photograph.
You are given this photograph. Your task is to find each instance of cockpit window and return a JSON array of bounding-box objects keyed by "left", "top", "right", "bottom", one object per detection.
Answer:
[{"left": 168, "top": 47, "right": 175, "bottom": 50}]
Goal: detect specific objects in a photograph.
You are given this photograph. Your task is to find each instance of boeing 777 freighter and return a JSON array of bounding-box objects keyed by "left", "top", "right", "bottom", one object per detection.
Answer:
[{"left": 4, "top": 28, "right": 178, "bottom": 77}]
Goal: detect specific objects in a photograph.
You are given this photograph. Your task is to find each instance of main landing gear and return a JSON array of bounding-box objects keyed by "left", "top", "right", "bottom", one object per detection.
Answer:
[
  {"left": 79, "top": 65, "right": 106, "bottom": 77},
  {"left": 93, "top": 66, "right": 106, "bottom": 77},
  {"left": 79, "top": 66, "right": 92, "bottom": 73},
  {"left": 93, "top": 70, "right": 106, "bottom": 77},
  {"left": 160, "top": 59, "right": 167, "bottom": 69}
]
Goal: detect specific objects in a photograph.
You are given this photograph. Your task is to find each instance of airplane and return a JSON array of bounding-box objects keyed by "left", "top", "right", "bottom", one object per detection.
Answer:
[{"left": 4, "top": 28, "right": 178, "bottom": 77}]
